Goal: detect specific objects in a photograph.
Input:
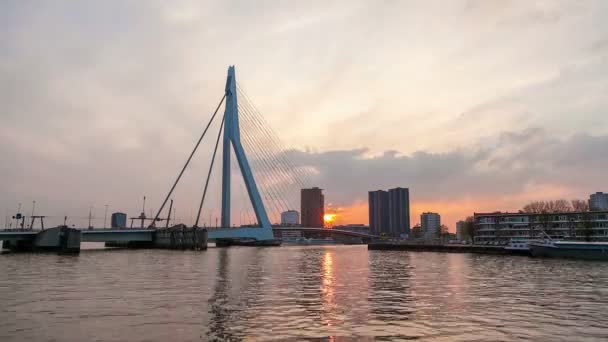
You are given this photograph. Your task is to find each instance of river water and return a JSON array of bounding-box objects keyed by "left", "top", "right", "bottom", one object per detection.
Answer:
[{"left": 0, "top": 245, "right": 607, "bottom": 341}]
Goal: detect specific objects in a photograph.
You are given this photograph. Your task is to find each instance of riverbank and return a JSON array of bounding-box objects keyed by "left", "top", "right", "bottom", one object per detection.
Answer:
[{"left": 368, "top": 242, "right": 527, "bottom": 255}]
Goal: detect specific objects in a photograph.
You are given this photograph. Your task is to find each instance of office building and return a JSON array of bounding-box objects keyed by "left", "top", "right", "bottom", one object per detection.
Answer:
[
  {"left": 474, "top": 211, "right": 608, "bottom": 244},
  {"left": 388, "top": 187, "right": 410, "bottom": 237},
  {"left": 301, "top": 187, "right": 324, "bottom": 228},
  {"left": 368, "top": 190, "right": 389, "bottom": 235},
  {"left": 590, "top": 192, "right": 608, "bottom": 211},
  {"left": 421, "top": 212, "right": 441, "bottom": 239},
  {"left": 111, "top": 212, "right": 127, "bottom": 228},
  {"left": 280, "top": 210, "right": 299, "bottom": 226}
]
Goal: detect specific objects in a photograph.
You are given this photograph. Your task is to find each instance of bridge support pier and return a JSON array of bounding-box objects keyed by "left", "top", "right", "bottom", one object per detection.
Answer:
[
  {"left": 2, "top": 226, "right": 82, "bottom": 253},
  {"left": 154, "top": 226, "right": 207, "bottom": 250},
  {"left": 106, "top": 226, "right": 207, "bottom": 250},
  {"left": 2, "top": 239, "right": 36, "bottom": 252}
]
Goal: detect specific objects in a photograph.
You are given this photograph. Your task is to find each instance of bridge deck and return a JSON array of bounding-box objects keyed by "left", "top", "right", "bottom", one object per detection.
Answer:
[{"left": 0, "top": 227, "right": 378, "bottom": 244}]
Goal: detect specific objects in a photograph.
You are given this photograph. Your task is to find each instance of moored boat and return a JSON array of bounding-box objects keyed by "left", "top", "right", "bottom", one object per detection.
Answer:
[
  {"left": 503, "top": 237, "right": 537, "bottom": 256},
  {"left": 529, "top": 241, "right": 608, "bottom": 261}
]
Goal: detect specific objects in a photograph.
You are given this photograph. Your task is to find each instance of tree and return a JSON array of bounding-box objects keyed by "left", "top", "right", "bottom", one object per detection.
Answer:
[
  {"left": 410, "top": 224, "right": 422, "bottom": 240},
  {"left": 522, "top": 201, "right": 547, "bottom": 213},
  {"left": 553, "top": 199, "right": 571, "bottom": 212},
  {"left": 439, "top": 224, "right": 449, "bottom": 237},
  {"left": 522, "top": 199, "right": 571, "bottom": 213},
  {"left": 571, "top": 199, "right": 589, "bottom": 212},
  {"left": 462, "top": 216, "right": 475, "bottom": 242}
]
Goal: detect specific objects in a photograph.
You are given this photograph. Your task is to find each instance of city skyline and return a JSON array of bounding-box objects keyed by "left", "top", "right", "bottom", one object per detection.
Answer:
[{"left": 2, "top": 1, "right": 608, "bottom": 230}]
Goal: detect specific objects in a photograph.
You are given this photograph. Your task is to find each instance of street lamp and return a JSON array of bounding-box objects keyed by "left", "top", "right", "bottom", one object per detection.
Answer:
[
  {"left": 88, "top": 206, "right": 94, "bottom": 229},
  {"left": 104, "top": 204, "right": 109, "bottom": 228}
]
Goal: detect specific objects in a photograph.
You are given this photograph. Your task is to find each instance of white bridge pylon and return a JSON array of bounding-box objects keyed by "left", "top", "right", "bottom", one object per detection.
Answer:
[{"left": 217, "top": 66, "right": 274, "bottom": 240}]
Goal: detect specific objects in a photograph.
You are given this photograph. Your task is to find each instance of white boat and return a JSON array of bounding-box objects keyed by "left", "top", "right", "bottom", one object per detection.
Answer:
[{"left": 503, "top": 237, "right": 538, "bottom": 255}]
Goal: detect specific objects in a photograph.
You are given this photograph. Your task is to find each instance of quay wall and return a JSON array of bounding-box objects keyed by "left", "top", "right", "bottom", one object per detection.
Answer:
[{"left": 368, "top": 242, "right": 521, "bottom": 255}]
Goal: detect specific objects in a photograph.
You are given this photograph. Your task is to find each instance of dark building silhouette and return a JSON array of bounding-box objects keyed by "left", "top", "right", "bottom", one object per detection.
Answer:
[
  {"left": 301, "top": 187, "right": 324, "bottom": 228},
  {"left": 369, "top": 190, "right": 389, "bottom": 236},
  {"left": 368, "top": 187, "right": 411, "bottom": 237},
  {"left": 389, "top": 187, "right": 410, "bottom": 237},
  {"left": 111, "top": 212, "right": 127, "bottom": 228}
]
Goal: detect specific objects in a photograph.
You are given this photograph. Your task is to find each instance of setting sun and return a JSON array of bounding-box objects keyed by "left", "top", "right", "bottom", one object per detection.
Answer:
[{"left": 323, "top": 214, "right": 336, "bottom": 225}]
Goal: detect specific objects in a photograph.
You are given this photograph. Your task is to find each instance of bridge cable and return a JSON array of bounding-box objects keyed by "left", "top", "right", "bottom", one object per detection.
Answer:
[
  {"left": 238, "top": 117, "right": 288, "bottom": 222},
  {"left": 237, "top": 97, "right": 306, "bottom": 209},
  {"left": 237, "top": 84, "right": 315, "bottom": 187},
  {"left": 237, "top": 84, "right": 311, "bottom": 188},
  {"left": 240, "top": 109, "right": 300, "bottom": 217},
  {"left": 238, "top": 99, "right": 302, "bottom": 198},
  {"left": 195, "top": 114, "right": 225, "bottom": 227},
  {"left": 239, "top": 106, "right": 300, "bottom": 216},
  {"left": 239, "top": 109, "right": 295, "bottom": 214},
  {"left": 150, "top": 94, "right": 226, "bottom": 227}
]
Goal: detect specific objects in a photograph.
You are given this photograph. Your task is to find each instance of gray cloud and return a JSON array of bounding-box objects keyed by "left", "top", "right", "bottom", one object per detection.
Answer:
[
  {"left": 2, "top": 1, "right": 608, "bottom": 229},
  {"left": 286, "top": 128, "right": 608, "bottom": 205}
]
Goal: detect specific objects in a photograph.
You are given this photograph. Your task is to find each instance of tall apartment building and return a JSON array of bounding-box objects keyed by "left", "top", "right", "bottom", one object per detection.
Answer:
[
  {"left": 368, "top": 190, "right": 389, "bottom": 236},
  {"left": 589, "top": 192, "right": 608, "bottom": 211},
  {"left": 474, "top": 211, "right": 608, "bottom": 244},
  {"left": 301, "top": 187, "right": 324, "bottom": 228},
  {"left": 388, "top": 187, "right": 410, "bottom": 237},
  {"left": 369, "top": 187, "right": 411, "bottom": 237},
  {"left": 421, "top": 212, "right": 441, "bottom": 239}
]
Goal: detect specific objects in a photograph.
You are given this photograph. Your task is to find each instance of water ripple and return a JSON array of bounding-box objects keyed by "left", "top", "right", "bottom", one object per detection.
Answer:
[{"left": 0, "top": 246, "right": 607, "bottom": 341}]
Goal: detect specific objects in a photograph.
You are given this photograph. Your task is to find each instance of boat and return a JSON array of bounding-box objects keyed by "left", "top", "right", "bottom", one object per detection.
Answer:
[
  {"left": 529, "top": 241, "right": 608, "bottom": 260},
  {"left": 503, "top": 237, "right": 537, "bottom": 255}
]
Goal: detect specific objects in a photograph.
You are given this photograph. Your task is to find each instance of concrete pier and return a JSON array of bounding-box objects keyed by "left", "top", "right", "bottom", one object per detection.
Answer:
[
  {"left": 153, "top": 226, "right": 207, "bottom": 250},
  {"left": 2, "top": 226, "right": 81, "bottom": 253},
  {"left": 1, "top": 225, "right": 207, "bottom": 253}
]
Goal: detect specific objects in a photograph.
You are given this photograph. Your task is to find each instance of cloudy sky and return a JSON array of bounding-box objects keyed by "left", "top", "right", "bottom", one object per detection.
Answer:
[{"left": 2, "top": 0, "right": 608, "bottom": 230}]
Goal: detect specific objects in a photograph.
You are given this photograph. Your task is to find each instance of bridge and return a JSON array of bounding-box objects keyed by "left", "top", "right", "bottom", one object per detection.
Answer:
[
  {"left": 0, "top": 227, "right": 378, "bottom": 247},
  {"left": 2, "top": 66, "right": 378, "bottom": 251}
]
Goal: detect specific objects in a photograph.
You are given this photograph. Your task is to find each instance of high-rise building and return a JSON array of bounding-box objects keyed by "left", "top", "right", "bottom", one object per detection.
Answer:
[
  {"left": 368, "top": 190, "right": 389, "bottom": 235},
  {"left": 111, "top": 212, "right": 127, "bottom": 228},
  {"left": 421, "top": 212, "right": 441, "bottom": 239},
  {"left": 388, "top": 187, "right": 410, "bottom": 237},
  {"left": 281, "top": 210, "right": 299, "bottom": 226},
  {"left": 301, "top": 187, "right": 324, "bottom": 228},
  {"left": 589, "top": 192, "right": 608, "bottom": 211}
]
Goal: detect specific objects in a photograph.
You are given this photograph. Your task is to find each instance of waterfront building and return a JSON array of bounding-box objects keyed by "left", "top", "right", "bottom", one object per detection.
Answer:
[
  {"left": 388, "top": 187, "right": 410, "bottom": 237},
  {"left": 421, "top": 212, "right": 441, "bottom": 239},
  {"left": 301, "top": 187, "right": 324, "bottom": 228},
  {"left": 456, "top": 220, "right": 465, "bottom": 240},
  {"left": 111, "top": 212, "right": 127, "bottom": 228},
  {"left": 589, "top": 192, "right": 608, "bottom": 211},
  {"left": 474, "top": 210, "right": 608, "bottom": 244},
  {"left": 368, "top": 190, "right": 389, "bottom": 236},
  {"left": 280, "top": 210, "right": 299, "bottom": 226}
]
